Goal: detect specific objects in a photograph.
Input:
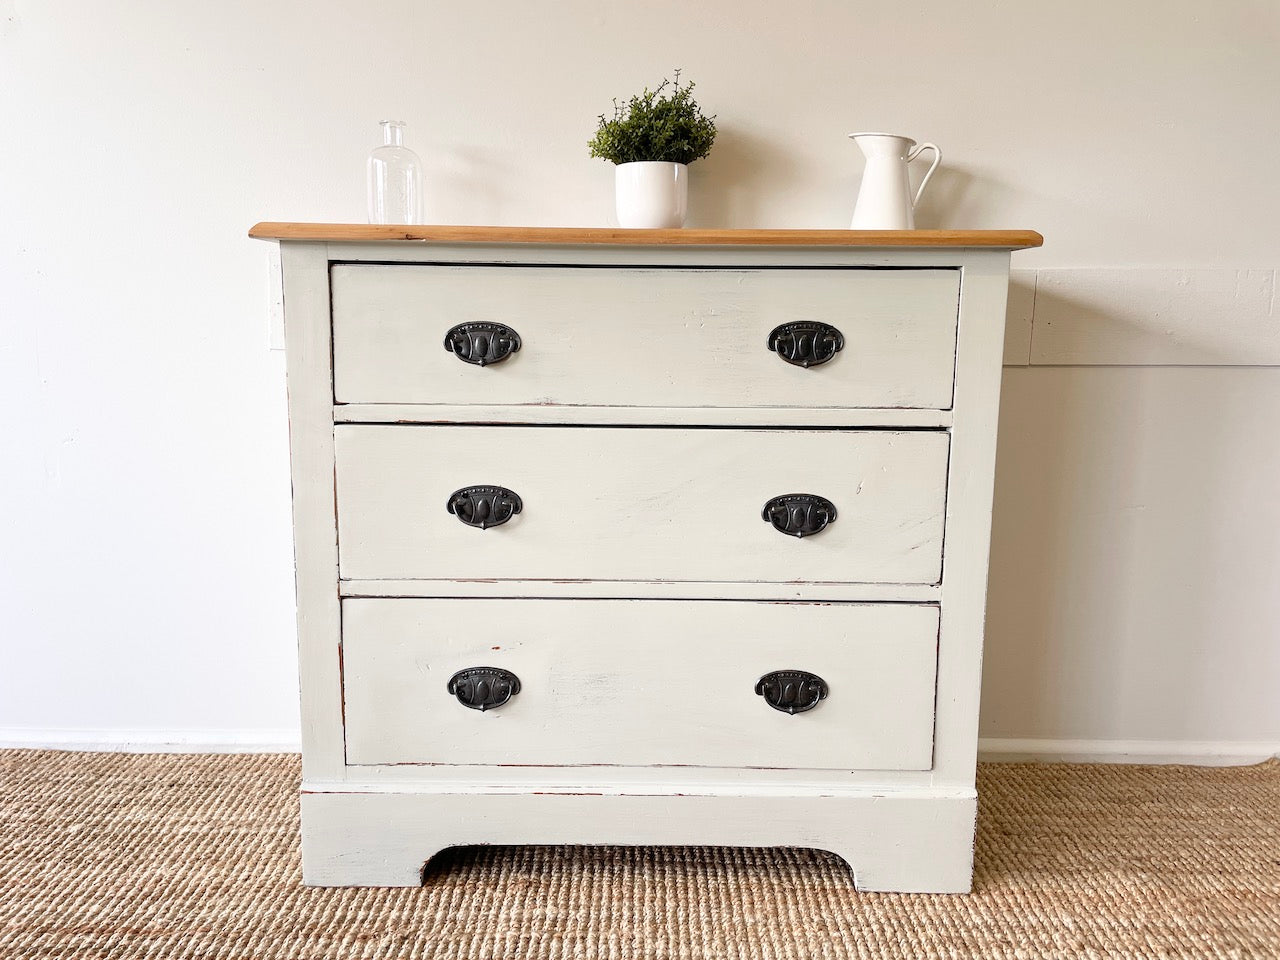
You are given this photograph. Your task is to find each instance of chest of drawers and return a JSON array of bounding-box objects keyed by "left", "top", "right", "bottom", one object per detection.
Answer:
[{"left": 254, "top": 223, "right": 1042, "bottom": 894}]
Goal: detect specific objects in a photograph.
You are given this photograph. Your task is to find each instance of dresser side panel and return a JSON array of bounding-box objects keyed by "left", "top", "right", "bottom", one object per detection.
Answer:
[
  {"left": 280, "top": 242, "right": 345, "bottom": 781},
  {"left": 933, "top": 251, "right": 1012, "bottom": 787}
]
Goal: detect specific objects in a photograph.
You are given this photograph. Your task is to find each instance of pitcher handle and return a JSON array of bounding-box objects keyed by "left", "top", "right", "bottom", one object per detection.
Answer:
[{"left": 906, "top": 142, "right": 942, "bottom": 209}]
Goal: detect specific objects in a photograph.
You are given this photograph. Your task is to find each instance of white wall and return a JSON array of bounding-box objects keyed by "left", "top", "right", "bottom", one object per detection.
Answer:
[{"left": 2, "top": 1, "right": 1277, "bottom": 756}]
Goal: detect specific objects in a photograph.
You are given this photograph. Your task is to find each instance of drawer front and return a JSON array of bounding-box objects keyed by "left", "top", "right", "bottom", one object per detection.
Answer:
[
  {"left": 342, "top": 599, "right": 939, "bottom": 770},
  {"left": 332, "top": 264, "right": 959, "bottom": 409},
  {"left": 335, "top": 425, "right": 949, "bottom": 585}
]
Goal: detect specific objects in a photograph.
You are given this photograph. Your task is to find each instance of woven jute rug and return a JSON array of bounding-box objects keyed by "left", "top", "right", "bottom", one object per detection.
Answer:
[{"left": 0, "top": 752, "right": 1276, "bottom": 959}]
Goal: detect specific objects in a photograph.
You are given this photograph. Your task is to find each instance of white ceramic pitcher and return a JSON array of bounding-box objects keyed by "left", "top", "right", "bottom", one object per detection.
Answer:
[{"left": 848, "top": 133, "right": 941, "bottom": 230}]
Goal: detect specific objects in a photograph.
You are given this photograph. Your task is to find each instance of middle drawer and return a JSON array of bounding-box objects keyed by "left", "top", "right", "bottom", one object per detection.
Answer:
[{"left": 335, "top": 425, "right": 949, "bottom": 585}]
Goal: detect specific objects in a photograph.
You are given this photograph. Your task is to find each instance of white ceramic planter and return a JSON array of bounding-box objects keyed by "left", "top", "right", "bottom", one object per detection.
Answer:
[{"left": 615, "top": 161, "right": 688, "bottom": 229}]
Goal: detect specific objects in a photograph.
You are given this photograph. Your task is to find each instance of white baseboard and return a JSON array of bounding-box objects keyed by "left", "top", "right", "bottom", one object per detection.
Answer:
[
  {"left": 0, "top": 727, "right": 301, "bottom": 753},
  {"left": 3, "top": 730, "right": 1276, "bottom": 765},
  {"left": 978, "top": 737, "right": 1280, "bottom": 766}
]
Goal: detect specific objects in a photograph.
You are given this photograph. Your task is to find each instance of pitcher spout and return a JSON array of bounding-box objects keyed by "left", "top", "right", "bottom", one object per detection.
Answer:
[{"left": 847, "top": 132, "right": 918, "bottom": 159}]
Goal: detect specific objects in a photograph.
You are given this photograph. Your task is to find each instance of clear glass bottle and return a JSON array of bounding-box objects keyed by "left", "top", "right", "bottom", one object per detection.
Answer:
[{"left": 367, "top": 120, "right": 423, "bottom": 224}]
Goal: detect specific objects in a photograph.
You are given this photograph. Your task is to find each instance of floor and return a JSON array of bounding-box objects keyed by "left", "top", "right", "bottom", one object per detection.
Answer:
[{"left": 1, "top": 751, "right": 1277, "bottom": 959}]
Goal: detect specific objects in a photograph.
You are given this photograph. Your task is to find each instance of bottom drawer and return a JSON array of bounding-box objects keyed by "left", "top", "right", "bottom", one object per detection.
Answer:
[{"left": 342, "top": 599, "right": 938, "bottom": 771}]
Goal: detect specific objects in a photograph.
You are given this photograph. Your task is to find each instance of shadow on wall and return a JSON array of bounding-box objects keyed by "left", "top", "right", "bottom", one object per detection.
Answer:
[
  {"left": 981, "top": 284, "right": 1257, "bottom": 742},
  {"left": 426, "top": 148, "right": 523, "bottom": 225},
  {"left": 688, "top": 127, "right": 812, "bottom": 227},
  {"left": 910, "top": 163, "right": 981, "bottom": 230},
  {"left": 1019, "top": 269, "right": 1278, "bottom": 366},
  {"left": 690, "top": 138, "right": 1008, "bottom": 230}
]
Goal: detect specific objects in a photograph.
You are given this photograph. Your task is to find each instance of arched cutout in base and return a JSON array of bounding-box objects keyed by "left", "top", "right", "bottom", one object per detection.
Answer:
[
  {"left": 301, "top": 788, "right": 976, "bottom": 892},
  {"left": 418, "top": 844, "right": 860, "bottom": 888}
]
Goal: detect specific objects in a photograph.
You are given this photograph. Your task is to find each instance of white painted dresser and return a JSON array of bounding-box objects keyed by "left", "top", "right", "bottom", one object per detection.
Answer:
[{"left": 252, "top": 223, "right": 1042, "bottom": 893}]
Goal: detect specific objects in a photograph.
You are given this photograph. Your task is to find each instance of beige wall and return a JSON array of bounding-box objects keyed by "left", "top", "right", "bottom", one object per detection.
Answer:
[
  {"left": 1, "top": 1, "right": 1276, "bottom": 754},
  {"left": 986, "top": 368, "right": 1280, "bottom": 749}
]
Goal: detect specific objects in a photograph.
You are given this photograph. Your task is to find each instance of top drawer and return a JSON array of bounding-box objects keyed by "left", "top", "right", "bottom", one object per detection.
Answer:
[{"left": 331, "top": 264, "right": 960, "bottom": 409}]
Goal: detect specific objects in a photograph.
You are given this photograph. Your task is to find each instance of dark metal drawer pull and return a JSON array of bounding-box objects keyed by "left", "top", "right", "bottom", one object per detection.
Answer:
[
  {"left": 766, "top": 321, "right": 844, "bottom": 368},
  {"left": 443, "top": 322, "right": 522, "bottom": 366},
  {"left": 447, "top": 485, "right": 522, "bottom": 529},
  {"left": 755, "top": 670, "right": 829, "bottom": 715},
  {"left": 762, "top": 493, "right": 837, "bottom": 538},
  {"left": 447, "top": 667, "right": 521, "bottom": 711}
]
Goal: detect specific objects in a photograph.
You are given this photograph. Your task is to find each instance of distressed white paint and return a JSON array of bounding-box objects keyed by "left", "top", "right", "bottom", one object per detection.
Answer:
[
  {"left": 333, "top": 264, "right": 960, "bottom": 409},
  {"left": 279, "top": 238, "right": 1008, "bottom": 891},
  {"left": 301, "top": 790, "right": 978, "bottom": 893},
  {"left": 336, "top": 403, "right": 954, "bottom": 428},
  {"left": 325, "top": 243, "right": 1002, "bottom": 269},
  {"left": 279, "top": 243, "right": 346, "bottom": 780},
  {"left": 932, "top": 251, "right": 1011, "bottom": 786},
  {"left": 334, "top": 425, "right": 949, "bottom": 585},
  {"left": 338, "top": 579, "right": 940, "bottom": 602},
  {"left": 343, "top": 599, "right": 939, "bottom": 770},
  {"left": 5, "top": 2, "right": 1279, "bottom": 767}
]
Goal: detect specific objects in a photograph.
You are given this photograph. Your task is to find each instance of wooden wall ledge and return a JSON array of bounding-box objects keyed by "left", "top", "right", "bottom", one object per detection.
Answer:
[{"left": 249, "top": 222, "right": 1043, "bottom": 249}]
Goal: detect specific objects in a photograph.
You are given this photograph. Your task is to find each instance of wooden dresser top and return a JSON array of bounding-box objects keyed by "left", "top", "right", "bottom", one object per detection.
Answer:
[{"left": 249, "top": 223, "right": 1043, "bottom": 249}]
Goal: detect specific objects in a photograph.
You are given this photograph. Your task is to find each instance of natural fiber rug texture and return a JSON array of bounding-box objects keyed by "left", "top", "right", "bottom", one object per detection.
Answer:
[{"left": 0, "top": 752, "right": 1277, "bottom": 959}]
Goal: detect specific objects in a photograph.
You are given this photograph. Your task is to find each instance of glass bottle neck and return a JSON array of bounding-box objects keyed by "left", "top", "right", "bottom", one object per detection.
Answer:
[{"left": 381, "top": 121, "right": 405, "bottom": 147}]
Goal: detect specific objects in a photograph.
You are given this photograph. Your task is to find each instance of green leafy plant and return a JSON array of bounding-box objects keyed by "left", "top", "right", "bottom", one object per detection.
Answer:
[{"left": 588, "top": 71, "right": 717, "bottom": 166}]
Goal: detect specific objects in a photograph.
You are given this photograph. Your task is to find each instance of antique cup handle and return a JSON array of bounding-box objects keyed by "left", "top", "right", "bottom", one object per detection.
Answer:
[{"left": 906, "top": 142, "right": 942, "bottom": 209}]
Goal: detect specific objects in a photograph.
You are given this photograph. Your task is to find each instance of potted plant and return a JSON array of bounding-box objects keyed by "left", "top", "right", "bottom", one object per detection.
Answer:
[{"left": 588, "top": 72, "right": 717, "bottom": 228}]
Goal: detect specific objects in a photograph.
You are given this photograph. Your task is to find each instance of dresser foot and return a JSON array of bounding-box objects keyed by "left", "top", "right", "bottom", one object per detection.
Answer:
[
  {"left": 830, "top": 819, "right": 976, "bottom": 894},
  {"left": 300, "top": 787, "right": 977, "bottom": 892}
]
